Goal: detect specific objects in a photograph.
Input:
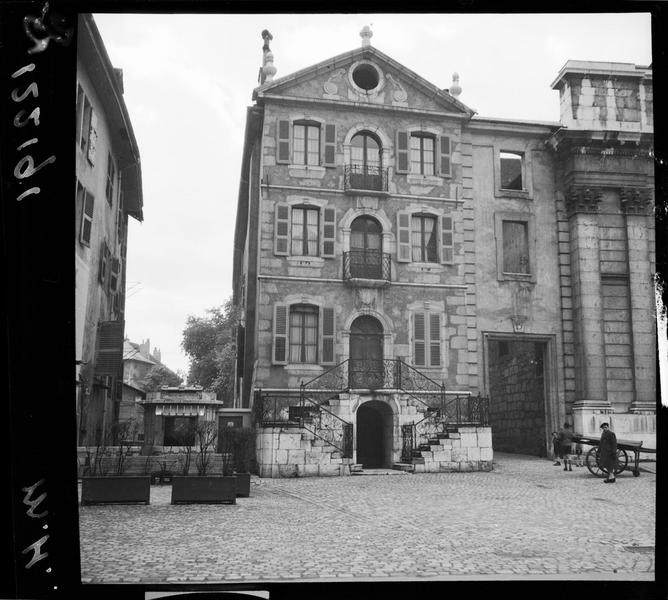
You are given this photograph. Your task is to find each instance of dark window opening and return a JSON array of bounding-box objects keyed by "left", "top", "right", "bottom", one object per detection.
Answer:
[
  {"left": 500, "top": 151, "right": 523, "bottom": 190},
  {"left": 164, "top": 416, "right": 197, "bottom": 446},
  {"left": 352, "top": 63, "right": 380, "bottom": 91}
]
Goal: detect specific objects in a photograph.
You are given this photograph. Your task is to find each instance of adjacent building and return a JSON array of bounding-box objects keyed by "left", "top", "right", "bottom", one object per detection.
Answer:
[
  {"left": 75, "top": 14, "right": 143, "bottom": 446},
  {"left": 233, "top": 29, "right": 655, "bottom": 476}
]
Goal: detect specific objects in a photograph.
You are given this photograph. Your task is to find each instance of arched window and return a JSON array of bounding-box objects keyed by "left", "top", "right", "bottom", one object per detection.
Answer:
[
  {"left": 349, "top": 132, "right": 383, "bottom": 191},
  {"left": 348, "top": 216, "right": 383, "bottom": 279}
]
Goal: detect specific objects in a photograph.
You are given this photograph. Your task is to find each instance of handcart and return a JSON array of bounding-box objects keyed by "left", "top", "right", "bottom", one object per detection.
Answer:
[{"left": 574, "top": 434, "right": 655, "bottom": 478}]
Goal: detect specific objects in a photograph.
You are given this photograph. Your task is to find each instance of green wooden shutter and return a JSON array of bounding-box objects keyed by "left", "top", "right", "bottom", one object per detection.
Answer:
[
  {"left": 274, "top": 203, "right": 290, "bottom": 255},
  {"left": 440, "top": 216, "right": 454, "bottom": 264},
  {"left": 396, "top": 130, "right": 409, "bottom": 173},
  {"left": 396, "top": 211, "right": 411, "bottom": 262},
  {"left": 323, "top": 123, "right": 336, "bottom": 167},
  {"left": 321, "top": 307, "right": 335, "bottom": 365},
  {"left": 276, "top": 119, "right": 291, "bottom": 164},
  {"left": 429, "top": 313, "right": 441, "bottom": 367},
  {"left": 414, "top": 312, "right": 426, "bottom": 366},
  {"left": 272, "top": 304, "right": 288, "bottom": 364},
  {"left": 322, "top": 207, "right": 336, "bottom": 258},
  {"left": 95, "top": 320, "right": 125, "bottom": 376},
  {"left": 438, "top": 136, "right": 451, "bottom": 177}
]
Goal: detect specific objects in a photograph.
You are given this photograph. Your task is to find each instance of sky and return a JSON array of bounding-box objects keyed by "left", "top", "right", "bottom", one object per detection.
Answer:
[{"left": 92, "top": 12, "right": 653, "bottom": 376}]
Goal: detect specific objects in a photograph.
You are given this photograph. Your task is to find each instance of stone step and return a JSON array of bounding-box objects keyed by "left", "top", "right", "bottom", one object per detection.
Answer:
[
  {"left": 392, "top": 463, "right": 415, "bottom": 473},
  {"left": 349, "top": 463, "right": 364, "bottom": 473},
  {"left": 352, "top": 468, "right": 408, "bottom": 476}
]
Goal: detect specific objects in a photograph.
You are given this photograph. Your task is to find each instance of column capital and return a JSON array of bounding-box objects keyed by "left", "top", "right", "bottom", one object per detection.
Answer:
[
  {"left": 566, "top": 186, "right": 603, "bottom": 216},
  {"left": 620, "top": 188, "right": 653, "bottom": 215}
]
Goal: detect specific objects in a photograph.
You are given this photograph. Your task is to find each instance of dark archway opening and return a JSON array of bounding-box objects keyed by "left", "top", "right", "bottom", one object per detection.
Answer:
[
  {"left": 488, "top": 339, "right": 548, "bottom": 456},
  {"left": 356, "top": 400, "right": 393, "bottom": 468}
]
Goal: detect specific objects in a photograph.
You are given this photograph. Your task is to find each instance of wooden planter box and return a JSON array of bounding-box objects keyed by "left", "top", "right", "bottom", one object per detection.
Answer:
[
  {"left": 234, "top": 473, "right": 251, "bottom": 497},
  {"left": 81, "top": 476, "right": 151, "bottom": 505},
  {"left": 171, "top": 476, "right": 236, "bottom": 504}
]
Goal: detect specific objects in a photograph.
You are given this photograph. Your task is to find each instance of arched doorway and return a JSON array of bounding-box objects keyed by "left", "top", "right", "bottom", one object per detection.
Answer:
[
  {"left": 356, "top": 400, "right": 393, "bottom": 468},
  {"left": 349, "top": 315, "right": 383, "bottom": 389},
  {"left": 350, "top": 216, "right": 382, "bottom": 279}
]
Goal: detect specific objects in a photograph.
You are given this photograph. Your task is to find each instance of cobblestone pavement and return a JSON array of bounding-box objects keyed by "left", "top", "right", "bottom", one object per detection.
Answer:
[{"left": 78, "top": 453, "right": 656, "bottom": 583}]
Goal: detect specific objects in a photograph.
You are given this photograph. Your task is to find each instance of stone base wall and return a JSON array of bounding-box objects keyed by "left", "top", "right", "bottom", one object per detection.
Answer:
[
  {"left": 573, "top": 410, "right": 656, "bottom": 456},
  {"left": 411, "top": 426, "right": 494, "bottom": 473},
  {"left": 256, "top": 428, "right": 353, "bottom": 478}
]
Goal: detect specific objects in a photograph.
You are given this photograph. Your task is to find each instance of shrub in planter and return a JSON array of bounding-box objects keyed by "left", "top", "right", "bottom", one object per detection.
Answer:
[
  {"left": 227, "top": 427, "right": 255, "bottom": 497},
  {"left": 81, "top": 420, "right": 151, "bottom": 505},
  {"left": 171, "top": 420, "right": 236, "bottom": 504}
]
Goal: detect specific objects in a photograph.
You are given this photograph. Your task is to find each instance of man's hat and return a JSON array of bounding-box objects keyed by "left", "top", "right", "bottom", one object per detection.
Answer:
[{"left": 600, "top": 422, "right": 609, "bottom": 428}]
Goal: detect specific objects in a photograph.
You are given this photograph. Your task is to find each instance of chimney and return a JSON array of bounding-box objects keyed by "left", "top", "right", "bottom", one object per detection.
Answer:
[
  {"left": 153, "top": 347, "right": 161, "bottom": 363},
  {"left": 258, "top": 29, "right": 277, "bottom": 85},
  {"left": 139, "top": 339, "right": 150, "bottom": 357}
]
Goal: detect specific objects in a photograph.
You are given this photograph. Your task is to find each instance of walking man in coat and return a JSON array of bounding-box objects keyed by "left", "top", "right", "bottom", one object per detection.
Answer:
[{"left": 599, "top": 422, "right": 618, "bottom": 483}]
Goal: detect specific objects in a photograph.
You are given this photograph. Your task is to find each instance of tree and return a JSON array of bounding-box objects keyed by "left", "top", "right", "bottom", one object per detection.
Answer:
[
  {"left": 181, "top": 298, "right": 236, "bottom": 405},
  {"left": 140, "top": 364, "right": 183, "bottom": 392}
]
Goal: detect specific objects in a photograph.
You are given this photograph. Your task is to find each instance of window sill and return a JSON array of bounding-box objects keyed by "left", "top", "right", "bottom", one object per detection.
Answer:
[
  {"left": 499, "top": 272, "right": 535, "bottom": 283},
  {"left": 285, "top": 364, "right": 325, "bottom": 374},
  {"left": 286, "top": 256, "right": 325, "bottom": 267},
  {"left": 406, "top": 262, "right": 446, "bottom": 273},
  {"left": 344, "top": 277, "right": 390, "bottom": 288},
  {"left": 288, "top": 165, "right": 326, "bottom": 179},
  {"left": 406, "top": 174, "right": 445, "bottom": 186},
  {"left": 496, "top": 189, "right": 531, "bottom": 200}
]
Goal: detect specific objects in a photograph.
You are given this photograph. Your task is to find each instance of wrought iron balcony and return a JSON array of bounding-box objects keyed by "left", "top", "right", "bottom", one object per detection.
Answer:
[
  {"left": 344, "top": 164, "right": 389, "bottom": 194},
  {"left": 343, "top": 250, "right": 391, "bottom": 282}
]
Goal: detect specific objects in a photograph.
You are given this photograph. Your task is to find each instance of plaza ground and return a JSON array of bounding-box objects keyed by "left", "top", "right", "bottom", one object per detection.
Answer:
[{"left": 78, "top": 452, "right": 656, "bottom": 583}]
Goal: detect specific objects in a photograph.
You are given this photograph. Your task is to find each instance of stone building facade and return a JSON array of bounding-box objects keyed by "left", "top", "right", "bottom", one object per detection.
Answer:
[
  {"left": 233, "top": 30, "right": 655, "bottom": 477},
  {"left": 75, "top": 14, "right": 143, "bottom": 446}
]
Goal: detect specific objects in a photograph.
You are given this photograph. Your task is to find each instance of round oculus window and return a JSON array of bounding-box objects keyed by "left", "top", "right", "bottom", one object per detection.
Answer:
[{"left": 352, "top": 63, "right": 380, "bottom": 91}]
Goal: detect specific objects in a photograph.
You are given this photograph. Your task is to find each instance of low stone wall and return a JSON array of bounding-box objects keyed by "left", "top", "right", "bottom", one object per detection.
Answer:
[
  {"left": 411, "top": 426, "right": 494, "bottom": 473},
  {"left": 573, "top": 412, "right": 656, "bottom": 456},
  {"left": 256, "top": 428, "right": 352, "bottom": 478}
]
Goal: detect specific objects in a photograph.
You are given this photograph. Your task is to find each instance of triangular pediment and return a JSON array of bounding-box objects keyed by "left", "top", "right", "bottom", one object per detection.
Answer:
[{"left": 254, "top": 46, "right": 474, "bottom": 117}]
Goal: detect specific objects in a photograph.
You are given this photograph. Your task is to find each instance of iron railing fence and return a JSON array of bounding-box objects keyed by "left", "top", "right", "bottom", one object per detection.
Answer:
[
  {"left": 344, "top": 164, "right": 388, "bottom": 193},
  {"left": 343, "top": 250, "right": 391, "bottom": 281}
]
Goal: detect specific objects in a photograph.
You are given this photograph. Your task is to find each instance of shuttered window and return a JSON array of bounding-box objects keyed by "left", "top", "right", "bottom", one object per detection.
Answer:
[
  {"left": 410, "top": 134, "right": 435, "bottom": 175},
  {"left": 78, "top": 181, "right": 94, "bottom": 246},
  {"left": 87, "top": 111, "right": 98, "bottom": 165},
  {"left": 109, "top": 257, "right": 120, "bottom": 293},
  {"left": 79, "top": 93, "right": 92, "bottom": 152},
  {"left": 291, "top": 206, "right": 319, "bottom": 256},
  {"left": 323, "top": 124, "right": 337, "bottom": 167},
  {"left": 322, "top": 207, "right": 336, "bottom": 257},
  {"left": 411, "top": 214, "right": 438, "bottom": 262},
  {"left": 276, "top": 120, "right": 291, "bottom": 164},
  {"left": 413, "top": 311, "right": 442, "bottom": 367},
  {"left": 441, "top": 216, "right": 454, "bottom": 264},
  {"left": 321, "top": 307, "right": 335, "bottom": 364},
  {"left": 95, "top": 320, "right": 125, "bottom": 376},
  {"left": 396, "top": 211, "right": 411, "bottom": 262},
  {"left": 273, "top": 303, "right": 336, "bottom": 365},
  {"left": 502, "top": 220, "right": 530, "bottom": 274},
  {"left": 293, "top": 122, "right": 321, "bottom": 165},
  {"left": 438, "top": 136, "right": 451, "bottom": 177},
  {"left": 289, "top": 304, "right": 318, "bottom": 363},
  {"left": 395, "top": 130, "right": 409, "bottom": 173},
  {"left": 105, "top": 154, "right": 116, "bottom": 206},
  {"left": 272, "top": 304, "right": 288, "bottom": 364},
  {"left": 98, "top": 241, "right": 110, "bottom": 286}
]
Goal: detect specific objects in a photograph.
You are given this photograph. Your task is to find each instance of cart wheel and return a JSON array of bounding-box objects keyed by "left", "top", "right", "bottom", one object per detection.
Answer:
[
  {"left": 585, "top": 447, "right": 605, "bottom": 477},
  {"left": 614, "top": 449, "right": 628, "bottom": 475}
]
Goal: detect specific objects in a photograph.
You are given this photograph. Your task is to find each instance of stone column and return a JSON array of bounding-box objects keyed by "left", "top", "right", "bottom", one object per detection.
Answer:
[
  {"left": 622, "top": 189, "right": 656, "bottom": 414},
  {"left": 567, "top": 187, "right": 611, "bottom": 413}
]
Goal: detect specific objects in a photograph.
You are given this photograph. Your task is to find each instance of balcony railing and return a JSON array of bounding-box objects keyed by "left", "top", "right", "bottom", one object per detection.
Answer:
[
  {"left": 343, "top": 250, "right": 391, "bottom": 281},
  {"left": 344, "top": 165, "right": 388, "bottom": 193}
]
